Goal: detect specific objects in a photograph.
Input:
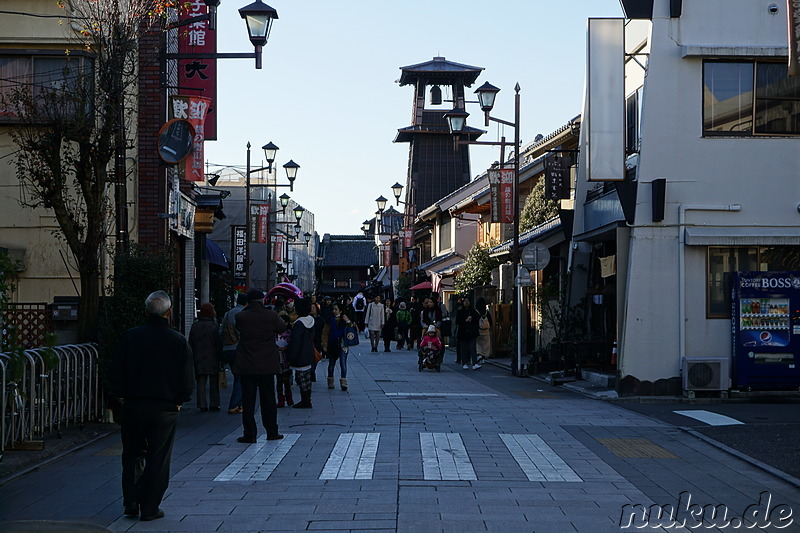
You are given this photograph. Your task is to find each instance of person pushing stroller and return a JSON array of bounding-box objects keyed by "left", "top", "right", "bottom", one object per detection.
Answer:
[{"left": 418, "top": 325, "right": 444, "bottom": 372}]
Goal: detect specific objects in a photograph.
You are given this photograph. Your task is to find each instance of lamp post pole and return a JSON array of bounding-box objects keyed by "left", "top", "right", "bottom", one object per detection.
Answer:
[
  {"left": 245, "top": 142, "right": 253, "bottom": 289},
  {"left": 513, "top": 85, "right": 523, "bottom": 377}
]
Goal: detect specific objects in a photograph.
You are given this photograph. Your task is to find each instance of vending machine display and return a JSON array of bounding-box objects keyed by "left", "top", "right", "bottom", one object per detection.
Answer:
[{"left": 732, "top": 272, "right": 800, "bottom": 390}]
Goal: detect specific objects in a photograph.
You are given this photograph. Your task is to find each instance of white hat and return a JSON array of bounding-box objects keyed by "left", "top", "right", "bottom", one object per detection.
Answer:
[{"left": 427, "top": 325, "right": 436, "bottom": 334}]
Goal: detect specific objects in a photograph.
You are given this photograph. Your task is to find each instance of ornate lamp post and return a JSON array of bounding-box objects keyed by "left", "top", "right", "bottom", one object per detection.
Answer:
[{"left": 446, "top": 82, "right": 524, "bottom": 376}]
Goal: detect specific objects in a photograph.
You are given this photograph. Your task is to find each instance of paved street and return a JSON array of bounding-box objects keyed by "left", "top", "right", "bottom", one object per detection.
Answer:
[{"left": 1, "top": 344, "right": 799, "bottom": 533}]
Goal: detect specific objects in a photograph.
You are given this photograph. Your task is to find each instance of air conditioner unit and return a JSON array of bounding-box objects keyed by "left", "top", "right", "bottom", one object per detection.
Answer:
[{"left": 682, "top": 357, "right": 731, "bottom": 392}]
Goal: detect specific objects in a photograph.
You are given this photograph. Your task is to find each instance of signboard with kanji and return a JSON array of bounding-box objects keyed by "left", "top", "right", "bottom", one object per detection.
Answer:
[
  {"left": 178, "top": 1, "right": 216, "bottom": 139},
  {"left": 500, "top": 168, "right": 514, "bottom": 224},
  {"left": 383, "top": 243, "right": 391, "bottom": 266},
  {"left": 273, "top": 235, "right": 284, "bottom": 262},
  {"left": 248, "top": 202, "right": 269, "bottom": 243},
  {"left": 545, "top": 155, "right": 571, "bottom": 200},
  {"left": 488, "top": 168, "right": 501, "bottom": 223},
  {"left": 402, "top": 228, "right": 413, "bottom": 249},
  {"left": 232, "top": 225, "right": 246, "bottom": 281},
  {"left": 169, "top": 95, "right": 210, "bottom": 181}
]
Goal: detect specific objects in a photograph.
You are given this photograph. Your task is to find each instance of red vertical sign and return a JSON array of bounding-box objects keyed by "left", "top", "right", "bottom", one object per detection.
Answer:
[
  {"left": 273, "top": 235, "right": 284, "bottom": 262},
  {"left": 169, "top": 95, "right": 210, "bottom": 181},
  {"left": 403, "top": 228, "right": 413, "bottom": 249},
  {"left": 500, "top": 169, "right": 515, "bottom": 224},
  {"left": 257, "top": 204, "right": 269, "bottom": 243},
  {"left": 383, "top": 243, "right": 391, "bottom": 265},
  {"left": 178, "top": 2, "right": 216, "bottom": 139}
]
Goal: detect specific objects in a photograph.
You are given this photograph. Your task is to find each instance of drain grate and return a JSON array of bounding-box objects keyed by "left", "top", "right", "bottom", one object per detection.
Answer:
[{"left": 596, "top": 438, "right": 678, "bottom": 459}]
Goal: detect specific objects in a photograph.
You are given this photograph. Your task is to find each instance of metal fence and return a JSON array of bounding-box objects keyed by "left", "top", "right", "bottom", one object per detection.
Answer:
[{"left": 0, "top": 343, "right": 102, "bottom": 460}]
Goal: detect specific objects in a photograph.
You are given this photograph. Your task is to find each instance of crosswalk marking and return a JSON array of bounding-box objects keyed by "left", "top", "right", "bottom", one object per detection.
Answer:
[
  {"left": 500, "top": 434, "right": 583, "bottom": 482},
  {"left": 420, "top": 432, "right": 476, "bottom": 481},
  {"left": 385, "top": 392, "right": 498, "bottom": 397},
  {"left": 673, "top": 410, "right": 744, "bottom": 426},
  {"left": 320, "top": 433, "right": 380, "bottom": 480},
  {"left": 214, "top": 434, "right": 300, "bottom": 481}
]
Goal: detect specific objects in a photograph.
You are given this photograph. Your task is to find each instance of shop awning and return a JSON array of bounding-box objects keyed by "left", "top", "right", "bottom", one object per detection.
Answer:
[
  {"left": 206, "top": 238, "right": 229, "bottom": 269},
  {"left": 684, "top": 227, "right": 800, "bottom": 246},
  {"left": 410, "top": 280, "right": 432, "bottom": 290}
]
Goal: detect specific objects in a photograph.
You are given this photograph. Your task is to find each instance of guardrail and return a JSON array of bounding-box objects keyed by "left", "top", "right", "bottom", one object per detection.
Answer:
[{"left": 0, "top": 343, "right": 102, "bottom": 460}]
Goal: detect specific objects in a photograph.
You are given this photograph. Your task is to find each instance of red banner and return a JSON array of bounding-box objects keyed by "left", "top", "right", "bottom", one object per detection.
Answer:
[
  {"left": 402, "top": 228, "right": 413, "bottom": 249},
  {"left": 178, "top": 2, "right": 216, "bottom": 139},
  {"left": 500, "top": 169, "right": 515, "bottom": 224},
  {"left": 273, "top": 235, "right": 284, "bottom": 262},
  {"left": 169, "top": 95, "right": 210, "bottom": 181},
  {"left": 383, "top": 243, "right": 391, "bottom": 266},
  {"left": 256, "top": 204, "right": 269, "bottom": 244}
]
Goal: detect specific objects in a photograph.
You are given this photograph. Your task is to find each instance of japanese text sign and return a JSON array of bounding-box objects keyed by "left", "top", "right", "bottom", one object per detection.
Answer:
[
  {"left": 232, "top": 225, "right": 246, "bottom": 280},
  {"left": 169, "top": 95, "right": 210, "bottom": 181},
  {"left": 178, "top": 1, "right": 216, "bottom": 139},
  {"left": 500, "top": 168, "right": 515, "bottom": 224}
]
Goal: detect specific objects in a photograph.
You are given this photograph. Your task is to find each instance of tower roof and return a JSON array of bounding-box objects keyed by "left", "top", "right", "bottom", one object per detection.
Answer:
[{"left": 398, "top": 56, "right": 484, "bottom": 87}]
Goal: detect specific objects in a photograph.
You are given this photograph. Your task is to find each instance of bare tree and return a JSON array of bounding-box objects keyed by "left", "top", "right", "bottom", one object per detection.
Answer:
[{"left": 6, "top": 1, "right": 172, "bottom": 340}]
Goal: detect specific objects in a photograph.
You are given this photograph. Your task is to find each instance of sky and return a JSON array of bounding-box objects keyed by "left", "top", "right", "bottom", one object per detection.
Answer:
[{"left": 204, "top": 0, "right": 623, "bottom": 236}]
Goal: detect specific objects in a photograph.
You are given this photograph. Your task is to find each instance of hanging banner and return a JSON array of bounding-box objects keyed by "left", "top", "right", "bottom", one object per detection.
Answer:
[
  {"left": 248, "top": 202, "right": 269, "bottom": 243},
  {"left": 488, "top": 168, "right": 501, "bottom": 223},
  {"left": 790, "top": 0, "right": 800, "bottom": 76},
  {"left": 500, "top": 168, "right": 515, "bottom": 224},
  {"left": 178, "top": 2, "right": 216, "bottom": 139},
  {"left": 232, "top": 225, "right": 246, "bottom": 281},
  {"left": 545, "top": 155, "right": 571, "bottom": 200},
  {"left": 169, "top": 95, "right": 210, "bottom": 181},
  {"left": 273, "top": 235, "right": 284, "bottom": 262},
  {"left": 402, "top": 228, "right": 413, "bottom": 249},
  {"left": 383, "top": 243, "right": 391, "bottom": 266}
]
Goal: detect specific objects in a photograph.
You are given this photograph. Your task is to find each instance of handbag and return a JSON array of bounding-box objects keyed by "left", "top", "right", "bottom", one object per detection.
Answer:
[
  {"left": 343, "top": 326, "right": 360, "bottom": 347},
  {"left": 314, "top": 346, "right": 323, "bottom": 363}
]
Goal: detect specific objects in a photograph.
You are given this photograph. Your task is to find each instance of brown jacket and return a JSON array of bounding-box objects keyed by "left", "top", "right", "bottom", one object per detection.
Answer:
[{"left": 234, "top": 302, "right": 286, "bottom": 375}]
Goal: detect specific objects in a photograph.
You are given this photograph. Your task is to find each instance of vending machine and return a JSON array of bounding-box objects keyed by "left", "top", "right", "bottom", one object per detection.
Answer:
[{"left": 732, "top": 271, "right": 800, "bottom": 390}]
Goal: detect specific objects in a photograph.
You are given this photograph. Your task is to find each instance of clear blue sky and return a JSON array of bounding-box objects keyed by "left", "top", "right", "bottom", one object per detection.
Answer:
[{"left": 204, "top": 0, "right": 623, "bottom": 235}]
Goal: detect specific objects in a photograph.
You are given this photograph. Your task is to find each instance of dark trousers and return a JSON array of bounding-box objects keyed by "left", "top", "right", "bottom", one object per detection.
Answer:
[
  {"left": 240, "top": 374, "right": 279, "bottom": 439},
  {"left": 120, "top": 399, "right": 179, "bottom": 516},
  {"left": 458, "top": 337, "right": 478, "bottom": 366}
]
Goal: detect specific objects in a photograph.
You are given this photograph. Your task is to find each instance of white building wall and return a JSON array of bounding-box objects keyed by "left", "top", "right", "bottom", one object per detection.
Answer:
[{"left": 620, "top": 0, "right": 797, "bottom": 384}]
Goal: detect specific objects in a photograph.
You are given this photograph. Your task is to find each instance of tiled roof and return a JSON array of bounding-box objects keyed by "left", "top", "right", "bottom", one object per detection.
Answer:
[
  {"left": 319, "top": 236, "right": 377, "bottom": 267},
  {"left": 490, "top": 218, "right": 562, "bottom": 255}
]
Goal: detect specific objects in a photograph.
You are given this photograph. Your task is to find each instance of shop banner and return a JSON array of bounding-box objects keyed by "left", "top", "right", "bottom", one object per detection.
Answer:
[
  {"left": 169, "top": 95, "right": 210, "bottom": 181},
  {"left": 545, "top": 155, "right": 571, "bottom": 200},
  {"left": 232, "top": 225, "right": 246, "bottom": 281},
  {"left": 790, "top": 0, "right": 800, "bottom": 76},
  {"left": 248, "top": 202, "right": 269, "bottom": 243},
  {"left": 274, "top": 235, "right": 284, "bottom": 262},
  {"left": 500, "top": 168, "right": 515, "bottom": 223},
  {"left": 488, "top": 168, "right": 501, "bottom": 223},
  {"left": 402, "top": 228, "right": 413, "bottom": 249},
  {"left": 178, "top": 2, "right": 216, "bottom": 139},
  {"left": 383, "top": 243, "right": 391, "bottom": 266}
]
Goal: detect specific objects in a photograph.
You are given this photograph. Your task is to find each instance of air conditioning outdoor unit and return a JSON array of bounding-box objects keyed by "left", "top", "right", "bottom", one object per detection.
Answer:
[{"left": 682, "top": 357, "right": 731, "bottom": 392}]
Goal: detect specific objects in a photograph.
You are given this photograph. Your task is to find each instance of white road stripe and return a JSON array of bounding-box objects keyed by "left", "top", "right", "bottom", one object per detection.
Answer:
[
  {"left": 385, "top": 392, "right": 497, "bottom": 397},
  {"left": 500, "top": 434, "right": 582, "bottom": 482},
  {"left": 214, "top": 434, "right": 300, "bottom": 481},
  {"left": 420, "top": 432, "right": 476, "bottom": 481},
  {"left": 673, "top": 410, "right": 744, "bottom": 426},
  {"left": 320, "top": 433, "right": 380, "bottom": 480}
]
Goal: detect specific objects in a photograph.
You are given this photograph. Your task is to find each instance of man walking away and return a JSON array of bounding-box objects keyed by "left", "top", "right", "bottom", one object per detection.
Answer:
[
  {"left": 395, "top": 302, "right": 412, "bottom": 350},
  {"left": 111, "top": 290, "right": 194, "bottom": 522},
  {"left": 365, "top": 294, "right": 385, "bottom": 353},
  {"left": 234, "top": 289, "right": 287, "bottom": 443},
  {"left": 221, "top": 293, "right": 247, "bottom": 414},
  {"left": 188, "top": 303, "right": 222, "bottom": 411},
  {"left": 287, "top": 298, "right": 315, "bottom": 408}
]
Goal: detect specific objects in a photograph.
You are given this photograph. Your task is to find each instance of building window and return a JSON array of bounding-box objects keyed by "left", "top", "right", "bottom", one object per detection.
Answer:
[
  {"left": 625, "top": 87, "right": 642, "bottom": 154},
  {"left": 0, "top": 53, "right": 92, "bottom": 122},
  {"left": 707, "top": 246, "right": 800, "bottom": 317},
  {"left": 703, "top": 60, "right": 800, "bottom": 136},
  {"left": 438, "top": 212, "right": 452, "bottom": 252}
]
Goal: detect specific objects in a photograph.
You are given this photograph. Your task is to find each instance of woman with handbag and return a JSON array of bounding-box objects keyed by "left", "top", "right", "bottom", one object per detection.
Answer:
[{"left": 327, "top": 304, "right": 352, "bottom": 391}]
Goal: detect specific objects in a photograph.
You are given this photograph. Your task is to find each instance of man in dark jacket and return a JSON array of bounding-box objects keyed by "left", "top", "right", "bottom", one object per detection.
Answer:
[
  {"left": 111, "top": 290, "right": 194, "bottom": 522},
  {"left": 287, "top": 298, "right": 315, "bottom": 408},
  {"left": 234, "top": 289, "right": 287, "bottom": 443},
  {"left": 456, "top": 297, "right": 482, "bottom": 370}
]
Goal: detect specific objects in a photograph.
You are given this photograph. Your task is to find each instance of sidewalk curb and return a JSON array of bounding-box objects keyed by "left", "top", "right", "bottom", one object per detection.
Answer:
[
  {"left": 0, "top": 429, "right": 116, "bottom": 487},
  {"left": 679, "top": 426, "right": 800, "bottom": 489}
]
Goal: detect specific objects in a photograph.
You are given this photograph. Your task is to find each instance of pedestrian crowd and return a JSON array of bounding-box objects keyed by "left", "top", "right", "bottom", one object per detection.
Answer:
[{"left": 110, "top": 287, "right": 493, "bottom": 522}]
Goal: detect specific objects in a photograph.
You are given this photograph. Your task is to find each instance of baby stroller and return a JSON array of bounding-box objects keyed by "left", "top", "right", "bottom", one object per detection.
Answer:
[{"left": 418, "top": 345, "right": 444, "bottom": 372}]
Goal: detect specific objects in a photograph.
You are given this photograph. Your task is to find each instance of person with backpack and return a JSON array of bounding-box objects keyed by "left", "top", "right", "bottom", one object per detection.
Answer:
[
  {"left": 353, "top": 291, "right": 367, "bottom": 332},
  {"left": 395, "top": 302, "right": 412, "bottom": 350},
  {"left": 220, "top": 293, "right": 247, "bottom": 414}
]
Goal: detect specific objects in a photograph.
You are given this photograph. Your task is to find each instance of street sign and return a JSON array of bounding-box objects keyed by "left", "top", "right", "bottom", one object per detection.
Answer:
[{"left": 522, "top": 243, "right": 550, "bottom": 270}]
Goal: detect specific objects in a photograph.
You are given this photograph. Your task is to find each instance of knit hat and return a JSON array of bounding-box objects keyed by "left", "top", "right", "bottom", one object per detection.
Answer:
[
  {"left": 198, "top": 303, "right": 216, "bottom": 318},
  {"left": 399, "top": 302, "right": 407, "bottom": 310},
  {"left": 427, "top": 325, "right": 436, "bottom": 334},
  {"left": 246, "top": 289, "right": 264, "bottom": 302}
]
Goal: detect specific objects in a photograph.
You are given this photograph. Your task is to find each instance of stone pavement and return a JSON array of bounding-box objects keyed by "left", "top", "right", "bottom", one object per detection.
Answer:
[{"left": 1, "top": 344, "right": 799, "bottom": 533}]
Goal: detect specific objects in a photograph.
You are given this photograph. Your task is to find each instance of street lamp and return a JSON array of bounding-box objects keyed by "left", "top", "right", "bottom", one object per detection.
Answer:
[
  {"left": 165, "top": 0, "right": 280, "bottom": 70},
  {"left": 293, "top": 205, "right": 305, "bottom": 221},
  {"left": 376, "top": 195, "right": 388, "bottom": 213},
  {"left": 245, "top": 141, "right": 300, "bottom": 289},
  {"left": 361, "top": 220, "right": 371, "bottom": 234},
  {"left": 279, "top": 192, "right": 290, "bottom": 212},
  {"left": 446, "top": 81, "right": 524, "bottom": 376}
]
